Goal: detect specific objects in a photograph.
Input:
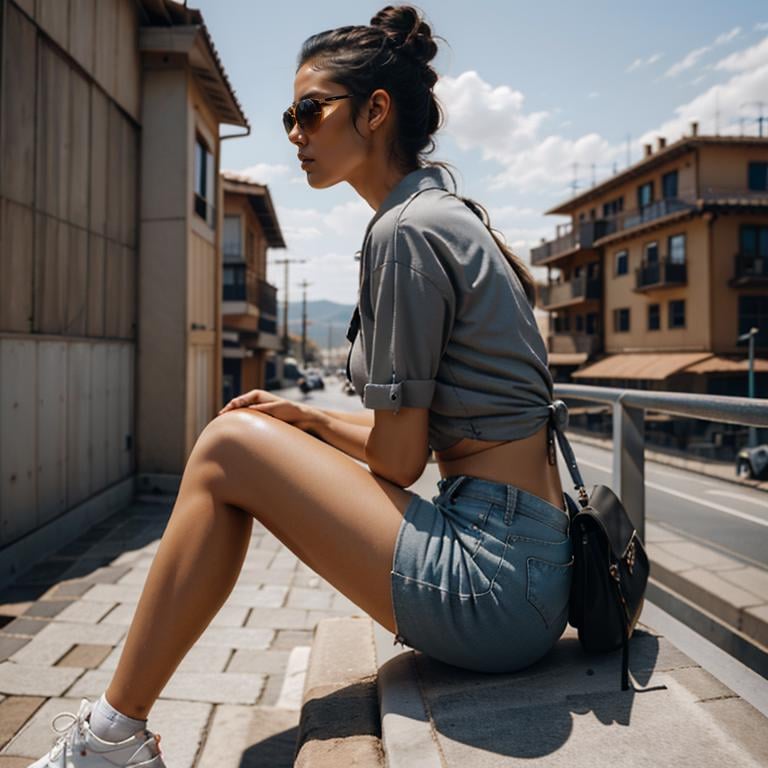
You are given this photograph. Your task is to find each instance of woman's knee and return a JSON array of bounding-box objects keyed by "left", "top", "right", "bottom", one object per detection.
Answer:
[{"left": 194, "top": 410, "right": 274, "bottom": 460}]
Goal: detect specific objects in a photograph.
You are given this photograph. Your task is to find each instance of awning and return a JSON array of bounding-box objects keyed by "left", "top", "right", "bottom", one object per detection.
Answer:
[
  {"left": 683, "top": 356, "right": 768, "bottom": 374},
  {"left": 548, "top": 352, "right": 589, "bottom": 366},
  {"left": 572, "top": 352, "right": 713, "bottom": 380}
]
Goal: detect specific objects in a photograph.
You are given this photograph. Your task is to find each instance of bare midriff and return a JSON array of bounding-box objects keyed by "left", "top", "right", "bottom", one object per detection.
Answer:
[{"left": 434, "top": 424, "right": 565, "bottom": 512}]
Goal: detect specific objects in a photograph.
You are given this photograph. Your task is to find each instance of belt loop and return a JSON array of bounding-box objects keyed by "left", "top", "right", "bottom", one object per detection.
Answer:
[
  {"left": 443, "top": 475, "right": 467, "bottom": 503},
  {"left": 504, "top": 484, "right": 518, "bottom": 525}
]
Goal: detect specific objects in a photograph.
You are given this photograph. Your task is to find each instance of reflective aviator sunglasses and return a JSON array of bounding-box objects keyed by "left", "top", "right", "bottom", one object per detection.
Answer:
[{"left": 282, "top": 94, "right": 352, "bottom": 135}]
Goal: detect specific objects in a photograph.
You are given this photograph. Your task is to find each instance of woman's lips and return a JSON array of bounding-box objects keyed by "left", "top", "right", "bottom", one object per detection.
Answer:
[{"left": 301, "top": 159, "right": 314, "bottom": 169}]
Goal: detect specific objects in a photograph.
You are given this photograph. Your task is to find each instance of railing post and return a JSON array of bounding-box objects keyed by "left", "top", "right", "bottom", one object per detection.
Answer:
[{"left": 612, "top": 399, "right": 646, "bottom": 543}]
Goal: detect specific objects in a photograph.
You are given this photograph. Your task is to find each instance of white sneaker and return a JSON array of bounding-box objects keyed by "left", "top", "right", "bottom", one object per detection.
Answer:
[{"left": 27, "top": 698, "right": 166, "bottom": 767}]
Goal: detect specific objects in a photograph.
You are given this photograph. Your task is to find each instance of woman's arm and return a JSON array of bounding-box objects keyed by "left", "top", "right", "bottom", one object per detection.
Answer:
[
  {"left": 300, "top": 410, "right": 371, "bottom": 462},
  {"left": 317, "top": 408, "right": 375, "bottom": 428}
]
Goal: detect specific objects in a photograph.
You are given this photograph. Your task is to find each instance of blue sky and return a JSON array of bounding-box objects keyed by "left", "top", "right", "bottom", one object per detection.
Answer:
[{"left": 193, "top": 1, "right": 768, "bottom": 305}]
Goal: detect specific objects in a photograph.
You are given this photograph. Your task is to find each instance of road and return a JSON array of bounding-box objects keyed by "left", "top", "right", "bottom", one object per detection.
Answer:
[{"left": 280, "top": 378, "right": 768, "bottom": 570}]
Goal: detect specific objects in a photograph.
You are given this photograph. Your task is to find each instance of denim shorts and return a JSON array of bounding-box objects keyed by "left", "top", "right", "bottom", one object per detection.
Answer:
[{"left": 390, "top": 474, "right": 573, "bottom": 674}]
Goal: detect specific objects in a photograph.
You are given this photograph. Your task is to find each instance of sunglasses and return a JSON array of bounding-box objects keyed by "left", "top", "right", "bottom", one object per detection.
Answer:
[{"left": 282, "top": 94, "right": 352, "bottom": 135}]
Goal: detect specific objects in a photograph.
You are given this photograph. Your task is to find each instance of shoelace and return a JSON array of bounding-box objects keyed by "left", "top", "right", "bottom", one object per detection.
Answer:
[{"left": 48, "top": 699, "right": 162, "bottom": 766}]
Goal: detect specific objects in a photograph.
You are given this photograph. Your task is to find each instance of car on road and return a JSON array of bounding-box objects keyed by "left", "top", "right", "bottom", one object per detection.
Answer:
[{"left": 735, "top": 444, "right": 768, "bottom": 480}]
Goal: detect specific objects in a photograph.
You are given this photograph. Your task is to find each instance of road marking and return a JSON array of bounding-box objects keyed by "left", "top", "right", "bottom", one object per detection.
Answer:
[
  {"left": 705, "top": 490, "right": 768, "bottom": 510},
  {"left": 573, "top": 457, "right": 768, "bottom": 528}
]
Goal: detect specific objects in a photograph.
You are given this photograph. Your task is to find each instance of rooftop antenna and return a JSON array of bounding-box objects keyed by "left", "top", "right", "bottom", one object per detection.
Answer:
[
  {"left": 715, "top": 87, "right": 720, "bottom": 135},
  {"left": 569, "top": 162, "right": 580, "bottom": 196},
  {"left": 741, "top": 100, "right": 767, "bottom": 137}
]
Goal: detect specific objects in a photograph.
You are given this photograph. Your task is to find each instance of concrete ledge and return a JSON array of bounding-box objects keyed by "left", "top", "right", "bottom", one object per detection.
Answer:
[{"left": 294, "top": 617, "right": 383, "bottom": 767}]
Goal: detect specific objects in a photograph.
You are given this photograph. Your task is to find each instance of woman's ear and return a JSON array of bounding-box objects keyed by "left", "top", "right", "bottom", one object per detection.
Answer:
[{"left": 367, "top": 88, "right": 392, "bottom": 132}]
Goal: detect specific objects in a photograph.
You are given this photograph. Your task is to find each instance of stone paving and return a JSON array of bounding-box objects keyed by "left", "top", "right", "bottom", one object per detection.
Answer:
[{"left": 0, "top": 497, "right": 364, "bottom": 767}]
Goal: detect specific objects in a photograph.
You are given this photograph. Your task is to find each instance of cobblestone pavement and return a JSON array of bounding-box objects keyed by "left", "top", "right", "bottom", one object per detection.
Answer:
[{"left": 0, "top": 497, "right": 364, "bottom": 767}]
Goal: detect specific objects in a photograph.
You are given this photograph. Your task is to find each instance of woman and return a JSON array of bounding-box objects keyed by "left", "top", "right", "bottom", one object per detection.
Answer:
[{"left": 29, "top": 6, "right": 572, "bottom": 767}]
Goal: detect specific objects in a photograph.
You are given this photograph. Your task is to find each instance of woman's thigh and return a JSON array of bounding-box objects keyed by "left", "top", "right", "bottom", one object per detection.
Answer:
[{"left": 190, "top": 409, "right": 416, "bottom": 634}]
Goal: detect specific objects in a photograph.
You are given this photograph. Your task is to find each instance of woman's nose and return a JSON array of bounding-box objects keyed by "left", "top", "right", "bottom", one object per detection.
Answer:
[{"left": 288, "top": 123, "right": 306, "bottom": 145}]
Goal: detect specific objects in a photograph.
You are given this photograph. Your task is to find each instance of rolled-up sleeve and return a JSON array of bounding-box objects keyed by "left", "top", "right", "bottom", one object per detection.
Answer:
[{"left": 361, "top": 221, "right": 454, "bottom": 412}]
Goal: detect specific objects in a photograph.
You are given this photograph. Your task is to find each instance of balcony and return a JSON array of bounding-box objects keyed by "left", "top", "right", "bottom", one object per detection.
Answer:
[
  {"left": 600, "top": 198, "right": 695, "bottom": 241},
  {"left": 223, "top": 265, "right": 278, "bottom": 317},
  {"left": 538, "top": 273, "right": 601, "bottom": 309},
  {"left": 731, "top": 252, "right": 768, "bottom": 287},
  {"left": 531, "top": 220, "right": 608, "bottom": 267},
  {"left": 634, "top": 257, "right": 687, "bottom": 291},
  {"left": 549, "top": 332, "right": 601, "bottom": 357}
]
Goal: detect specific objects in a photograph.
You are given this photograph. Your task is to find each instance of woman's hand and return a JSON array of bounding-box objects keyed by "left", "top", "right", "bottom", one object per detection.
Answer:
[{"left": 218, "top": 389, "right": 319, "bottom": 430}]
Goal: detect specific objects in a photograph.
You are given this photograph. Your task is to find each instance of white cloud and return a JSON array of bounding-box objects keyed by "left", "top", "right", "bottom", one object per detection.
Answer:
[
  {"left": 664, "top": 26, "right": 741, "bottom": 78},
  {"left": 225, "top": 162, "right": 292, "bottom": 185},
  {"left": 715, "top": 35, "right": 768, "bottom": 72},
  {"left": 626, "top": 52, "right": 663, "bottom": 73},
  {"left": 755, "top": 22, "right": 768, "bottom": 32},
  {"left": 587, "top": 91, "right": 600, "bottom": 100},
  {"left": 434, "top": 71, "right": 549, "bottom": 161}
]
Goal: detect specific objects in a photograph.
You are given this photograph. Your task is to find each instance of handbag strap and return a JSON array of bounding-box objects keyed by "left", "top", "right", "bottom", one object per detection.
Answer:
[{"left": 547, "top": 400, "right": 589, "bottom": 507}]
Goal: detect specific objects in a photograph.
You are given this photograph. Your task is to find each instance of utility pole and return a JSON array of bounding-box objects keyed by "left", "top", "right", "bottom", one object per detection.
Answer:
[
  {"left": 271, "top": 257, "right": 306, "bottom": 354},
  {"left": 299, "top": 279, "right": 311, "bottom": 366}
]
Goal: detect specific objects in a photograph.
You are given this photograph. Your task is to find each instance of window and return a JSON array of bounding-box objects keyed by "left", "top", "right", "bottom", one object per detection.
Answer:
[
  {"left": 613, "top": 308, "right": 630, "bottom": 332},
  {"left": 194, "top": 136, "right": 216, "bottom": 227},
  {"left": 615, "top": 250, "right": 628, "bottom": 276},
  {"left": 644, "top": 241, "right": 659, "bottom": 264},
  {"left": 662, "top": 170, "right": 678, "bottom": 199},
  {"left": 668, "top": 299, "right": 686, "bottom": 329},
  {"left": 648, "top": 303, "right": 660, "bottom": 331},
  {"left": 637, "top": 181, "right": 653, "bottom": 208},
  {"left": 603, "top": 197, "right": 624, "bottom": 217},
  {"left": 668, "top": 233, "right": 686, "bottom": 264},
  {"left": 739, "top": 296, "right": 768, "bottom": 347},
  {"left": 223, "top": 215, "right": 242, "bottom": 259},
  {"left": 573, "top": 265, "right": 582, "bottom": 278},
  {"left": 748, "top": 162, "right": 768, "bottom": 191},
  {"left": 575, "top": 314, "right": 584, "bottom": 332},
  {"left": 740, "top": 225, "right": 768, "bottom": 257},
  {"left": 586, "top": 313, "right": 599, "bottom": 335}
]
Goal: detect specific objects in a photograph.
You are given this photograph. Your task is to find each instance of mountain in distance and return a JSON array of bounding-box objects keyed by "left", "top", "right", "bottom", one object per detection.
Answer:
[{"left": 277, "top": 299, "right": 356, "bottom": 351}]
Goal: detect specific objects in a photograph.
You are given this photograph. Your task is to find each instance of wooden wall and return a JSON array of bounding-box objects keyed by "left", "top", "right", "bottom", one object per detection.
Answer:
[{"left": 0, "top": 0, "right": 140, "bottom": 546}]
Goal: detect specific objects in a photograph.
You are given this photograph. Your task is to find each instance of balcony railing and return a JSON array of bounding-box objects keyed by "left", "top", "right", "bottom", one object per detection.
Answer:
[
  {"left": 549, "top": 333, "right": 601, "bottom": 356},
  {"left": 223, "top": 264, "right": 278, "bottom": 317},
  {"left": 732, "top": 252, "right": 768, "bottom": 286},
  {"left": 539, "top": 273, "right": 601, "bottom": 308},
  {"left": 601, "top": 198, "right": 695, "bottom": 239},
  {"left": 634, "top": 257, "right": 687, "bottom": 291},
  {"left": 531, "top": 220, "right": 609, "bottom": 266}
]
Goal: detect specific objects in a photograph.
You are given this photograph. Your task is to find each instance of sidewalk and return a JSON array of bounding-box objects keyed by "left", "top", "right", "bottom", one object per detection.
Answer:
[
  {"left": 1, "top": 448, "right": 766, "bottom": 765},
  {"left": 0, "top": 497, "right": 366, "bottom": 767}
]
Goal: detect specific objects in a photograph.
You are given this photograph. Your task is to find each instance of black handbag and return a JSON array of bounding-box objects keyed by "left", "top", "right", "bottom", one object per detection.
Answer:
[{"left": 547, "top": 401, "right": 650, "bottom": 691}]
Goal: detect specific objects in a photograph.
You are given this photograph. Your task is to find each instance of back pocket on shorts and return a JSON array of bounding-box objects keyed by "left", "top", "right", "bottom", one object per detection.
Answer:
[{"left": 526, "top": 556, "right": 573, "bottom": 629}]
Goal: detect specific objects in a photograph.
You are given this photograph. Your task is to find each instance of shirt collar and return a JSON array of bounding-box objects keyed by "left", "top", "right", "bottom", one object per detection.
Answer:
[{"left": 362, "top": 165, "right": 454, "bottom": 239}]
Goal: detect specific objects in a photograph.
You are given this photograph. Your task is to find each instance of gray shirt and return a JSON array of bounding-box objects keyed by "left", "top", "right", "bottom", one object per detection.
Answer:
[{"left": 348, "top": 165, "right": 555, "bottom": 453}]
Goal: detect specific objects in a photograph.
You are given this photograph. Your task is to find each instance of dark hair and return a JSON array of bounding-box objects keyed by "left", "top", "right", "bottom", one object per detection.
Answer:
[{"left": 297, "top": 5, "right": 536, "bottom": 306}]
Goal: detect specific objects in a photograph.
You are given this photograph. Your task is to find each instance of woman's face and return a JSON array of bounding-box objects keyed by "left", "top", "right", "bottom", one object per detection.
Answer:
[{"left": 286, "top": 62, "right": 370, "bottom": 189}]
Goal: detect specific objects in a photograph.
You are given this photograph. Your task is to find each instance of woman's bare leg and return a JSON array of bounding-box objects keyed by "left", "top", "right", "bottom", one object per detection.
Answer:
[{"left": 106, "top": 409, "right": 414, "bottom": 719}]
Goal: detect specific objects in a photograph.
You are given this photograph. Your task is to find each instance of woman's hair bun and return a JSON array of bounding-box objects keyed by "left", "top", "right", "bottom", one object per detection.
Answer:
[{"left": 370, "top": 5, "right": 438, "bottom": 69}]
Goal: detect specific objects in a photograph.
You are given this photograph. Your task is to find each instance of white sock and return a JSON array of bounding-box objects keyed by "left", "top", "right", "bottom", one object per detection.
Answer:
[{"left": 88, "top": 693, "right": 148, "bottom": 743}]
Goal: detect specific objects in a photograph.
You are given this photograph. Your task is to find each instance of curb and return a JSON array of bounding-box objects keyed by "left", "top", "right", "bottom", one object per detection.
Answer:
[{"left": 294, "top": 617, "right": 384, "bottom": 767}]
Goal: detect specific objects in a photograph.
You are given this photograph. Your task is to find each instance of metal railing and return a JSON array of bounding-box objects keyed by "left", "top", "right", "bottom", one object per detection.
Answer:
[
  {"left": 539, "top": 274, "right": 601, "bottom": 308},
  {"left": 554, "top": 384, "right": 768, "bottom": 543},
  {"left": 635, "top": 257, "right": 687, "bottom": 290}
]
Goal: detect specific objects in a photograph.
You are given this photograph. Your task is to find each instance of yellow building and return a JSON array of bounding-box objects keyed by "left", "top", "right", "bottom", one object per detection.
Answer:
[
  {"left": 0, "top": 0, "right": 249, "bottom": 583},
  {"left": 533, "top": 125, "right": 768, "bottom": 400},
  {"left": 221, "top": 173, "right": 285, "bottom": 400}
]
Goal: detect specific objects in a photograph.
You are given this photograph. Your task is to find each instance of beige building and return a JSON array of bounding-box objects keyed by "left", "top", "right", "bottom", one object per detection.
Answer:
[
  {"left": 533, "top": 127, "right": 768, "bottom": 401},
  {"left": 0, "top": 0, "right": 250, "bottom": 584},
  {"left": 221, "top": 173, "right": 285, "bottom": 399}
]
